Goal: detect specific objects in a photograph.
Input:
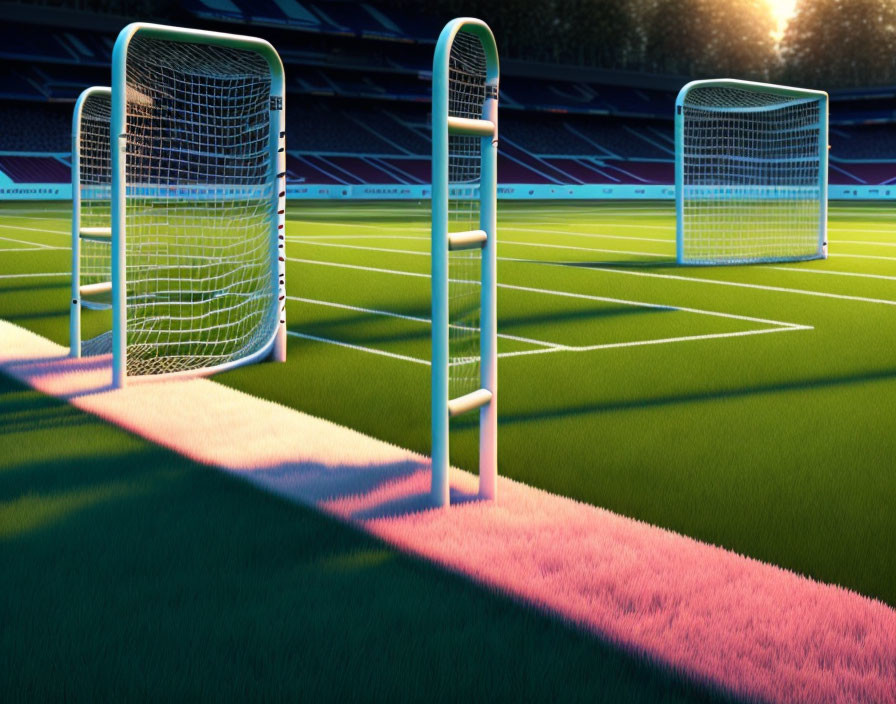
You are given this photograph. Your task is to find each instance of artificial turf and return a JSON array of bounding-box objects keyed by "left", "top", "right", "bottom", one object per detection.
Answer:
[
  {"left": 0, "top": 373, "right": 735, "bottom": 702},
  {"left": 1, "top": 198, "right": 894, "bottom": 615}
]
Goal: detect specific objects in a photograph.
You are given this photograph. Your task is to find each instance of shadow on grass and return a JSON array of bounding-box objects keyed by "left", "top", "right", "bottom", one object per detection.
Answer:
[
  {"left": 0, "top": 371, "right": 738, "bottom": 703},
  {"left": 490, "top": 366, "right": 896, "bottom": 428},
  {"left": 0, "top": 281, "right": 69, "bottom": 296},
  {"left": 515, "top": 258, "right": 747, "bottom": 272},
  {"left": 298, "top": 300, "right": 675, "bottom": 349}
]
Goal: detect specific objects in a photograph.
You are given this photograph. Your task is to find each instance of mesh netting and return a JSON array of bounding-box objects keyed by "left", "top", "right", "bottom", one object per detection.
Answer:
[
  {"left": 116, "top": 34, "right": 278, "bottom": 376},
  {"left": 679, "top": 84, "right": 824, "bottom": 265},
  {"left": 447, "top": 30, "right": 486, "bottom": 400},
  {"left": 79, "top": 91, "right": 112, "bottom": 292}
]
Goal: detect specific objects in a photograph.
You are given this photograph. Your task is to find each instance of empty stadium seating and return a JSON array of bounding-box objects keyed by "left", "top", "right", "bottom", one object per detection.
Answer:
[{"left": 0, "top": 4, "right": 893, "bottom": 189}]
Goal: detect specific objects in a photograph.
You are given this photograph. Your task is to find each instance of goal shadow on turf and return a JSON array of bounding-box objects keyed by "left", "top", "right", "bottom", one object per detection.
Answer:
[
  {"left": 496, "top": 367, "right": 896, "bottom": 428},
  {"left": 2, "top": 352, "right": 117, "bottom": 398},
  {"left": 525, "top": 258, "right": 679, "bottom": 270},
  {"left": 240, "top": 457, "right": 485, "bottom": 522}
]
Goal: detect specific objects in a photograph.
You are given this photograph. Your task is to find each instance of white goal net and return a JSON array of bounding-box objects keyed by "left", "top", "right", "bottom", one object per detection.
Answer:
[
  {"left": 675, "top": 79, "right": 828, "bottom": 265},
  {"left": 110, "top": 24, "right": 286, "bottom": 384},
  {"left": 447, "top": 30, "right": 487, "bottom": 402},
  {"left": 76, "top": 90, "right": 112, "bottom": 296},
  {"left": 71, "top": 86, "right": 113, "bottom": 359}
]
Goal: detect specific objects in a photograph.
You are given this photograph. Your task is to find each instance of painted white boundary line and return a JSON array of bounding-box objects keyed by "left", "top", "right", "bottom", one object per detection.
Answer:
[
  {"left": 286, "top": 330, "right": 430, "bottom": 365},
  {"left": 497, "top": 281, "right": 809, "bottom": 328},
  {"left": 0, "top": 234, "right": 56, "bottom": 249},
  {"left": 832, "top": 252, "right": 896, "bottom": 262},
  {"left": 287, "top": 295, "right": 564, "bottom": 349},
  {"left": 284, "top": 257, "right": 811, "bottom": 364},
  {"left": 768, "top": 267, "right": 896, "bottom": 282},
  {"left": 505, "top": 226, "right": 673, "bottom": 244},
  {"left": 292, "top": 237, "right": 669, "bottom": 260},
  {"left": 0, "top": 247, "right": 67, "bottom": 253},
  {"left": 0, "top": 272, "right": 69, "bottom": 280},
  {"left": 571, "top": 263, "right": 896, "bottom": 306},
  {"left": 0, "top": 224, "right": 69, "bottom": 238},
  {"left": 286, "top": 256, "right": 806, "bottom": 327},
  {"left": 290, "top": 236, "right": 896, "bottom": 303},
  {"left": 497, "top": 326, "right": 809, "bottom": 359}
]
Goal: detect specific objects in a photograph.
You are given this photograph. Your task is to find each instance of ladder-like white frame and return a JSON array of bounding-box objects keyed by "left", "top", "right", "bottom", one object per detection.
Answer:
[
  {"left": 110, "top": 23, "right": 287, "bottom": 387},
  {"left": 70, "top": 85, "right": 113, "bottom": 359},
  {"left": 431, "top": 18, "right": 499, "bottom": 507},
  {"left": 675, "top": 78, "right": 829, "bottom": 265}
]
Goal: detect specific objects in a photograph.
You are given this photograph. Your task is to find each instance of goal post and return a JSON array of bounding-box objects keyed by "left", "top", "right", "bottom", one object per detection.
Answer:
[
  {"left": 675, "top": 79, "right": 829, "bottom": 265},
  {"left": 71, "top": 86, "right": 112, "bottom": 359},
  {"left": 110, "top": 23, "right": 287, "bottom": 388},
  {"left": 431, "top": 18, "right": 499, "bottom": 507}
]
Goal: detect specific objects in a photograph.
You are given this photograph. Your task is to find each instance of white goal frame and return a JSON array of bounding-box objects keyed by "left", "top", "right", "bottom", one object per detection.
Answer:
[
  {"left": 431, "top": 18, "right": 499, "bottom": 507},
  {"left": 675, "top": 78, "right": 829, "bottom": 265},
  {"left": 71, "top": 85, "right": 113, "bottom": 358},
  {"left": 110, "top": 23, "right": 287, "bottom": 387}
]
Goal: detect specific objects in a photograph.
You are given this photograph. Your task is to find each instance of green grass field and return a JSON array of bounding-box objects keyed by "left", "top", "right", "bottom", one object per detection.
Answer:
[{"left": 2, "top": 198, "right": 895, "bottom": 698}]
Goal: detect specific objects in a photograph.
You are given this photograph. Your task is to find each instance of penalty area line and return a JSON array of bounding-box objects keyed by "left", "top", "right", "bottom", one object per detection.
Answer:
[
  {"left": 286, "top": 330, "right": 430, "bottom": 366},
  {"left": 287, "top": 295, "right": 564, "bottom": 349},
  {"left": 0, "top": 272, "right": 69, "bottom": 280}
]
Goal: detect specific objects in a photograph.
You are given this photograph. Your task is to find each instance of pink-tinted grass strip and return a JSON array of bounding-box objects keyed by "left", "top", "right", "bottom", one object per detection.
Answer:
[{"left": 1, "top": 320, "right": 894, "bottom": 704}]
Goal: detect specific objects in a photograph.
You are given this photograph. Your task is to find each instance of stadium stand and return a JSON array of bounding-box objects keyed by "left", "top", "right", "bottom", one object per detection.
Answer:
[{"left": 0, "top": 2, "right": 893, "bottom": 190}]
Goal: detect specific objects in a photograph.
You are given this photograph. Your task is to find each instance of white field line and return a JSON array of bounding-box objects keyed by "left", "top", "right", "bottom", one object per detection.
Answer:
[
  {"left": 288, "top": 313, "right": 805, "bottom": 366},
  {"left": 0, "top": 234, "right": 56, "bottom": 248},
  {"left": 290, "top": 239, "right": 896, "bottom": 306},
  {"left": 0, "top": 214, "right": 69, "bottom": 221},
  {"left": 292, "top": 219, "right": 427, "bottom": 231},
  {"left": 293, "top": 239, "right": 428, "bottom": 257},
  {"left": 566, "top": 263, "right": 896, "bottom": 306},
  {"left": 497, "top": 281, "right": 808, "bottom": 329},
  {"left": 285, "top": 258, "right": 811, "bottom": 364},
  {"left": 831, "top": 239, "right": 896, "bottom": 246},
  {"left": 289, "top": 234, "right": 427, "bottom": 241},
  {"left": 0, "top": 207, "right": 70, "bottom": 216},
  {"left": 286, "top": 257, "right": 806, "bottom": 329},
  {"left": 0, "top": 246, "right": 67, "bottom": 253},
  {"left": 286, "top": 330, "right": 430, "bottom": 365},
  {"left": 289, "top": 257, "right": 431, "bottom": 280},
  {"left": 503, "top": 239, "right": 668, "bottom": 258},
  {"left": 828, "top": 228, "right": 896, "bottom": 235},
  {"left": 294, "top": 230, "right": 896, "bottom": 265},
  {"left": 831, "top": 252, "right": 896, "bottom": 262},
  {"left": 292, "top": 237, "right": 669, "bottom": 260},
  {"left": 0, "top": 224, "right": 69, "bottom": 238},
  {"left": 554, "top": 221, "right": 674, "bottom": 231},
  {"left": 768, "top": 267, "right": 896, "bottom": 282},
  {"left": 497, "top": 326, "right": 809, "bottom": 359},
  {"left": 287, "top": 295, "right": 564, "bottom": 349},
  {"left": 0, "top": 272, "right": 68, "bottom": 279},
  {"left": 505, "top": 226, "right": 672, "bottom": 244}
]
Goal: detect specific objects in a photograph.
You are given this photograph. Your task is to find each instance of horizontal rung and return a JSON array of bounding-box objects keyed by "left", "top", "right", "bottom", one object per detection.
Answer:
[
  {"left": 80, "top": 226, "right": 111, "bottom": 241},
  {"left": 80, "top": 281, "right": 112, "bottom": 296},
  {"left": 447, "top": 388, "right": 492, "bottom": 418},
  {"left": 447, "top": 116, "right": 495, "bottom": 137},
  {"left": 80, "top": 300, "right": 112, "bottom": 311},
  {"left": 448, "top": 230, "right": 487, "bottom": 251}
]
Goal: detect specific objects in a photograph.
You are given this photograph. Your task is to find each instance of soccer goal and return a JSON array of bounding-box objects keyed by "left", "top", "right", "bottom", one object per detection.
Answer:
[
  {"left": 102, "top": 23, "right": 287, "bottom": 387},
  {"left": 71, "top": 86, "right": 113, "bottom": 359},
  {"left": 431, "top": 18, "right": 499, "bottom": 507},
  {"left": 675, "top": 79, "right": 828, "bottom": 265}
]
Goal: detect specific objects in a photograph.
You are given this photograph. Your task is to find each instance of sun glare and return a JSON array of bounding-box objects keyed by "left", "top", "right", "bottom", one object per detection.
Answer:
[{"left": 767, "top": 0, "right": 798, "bottom": 40}]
